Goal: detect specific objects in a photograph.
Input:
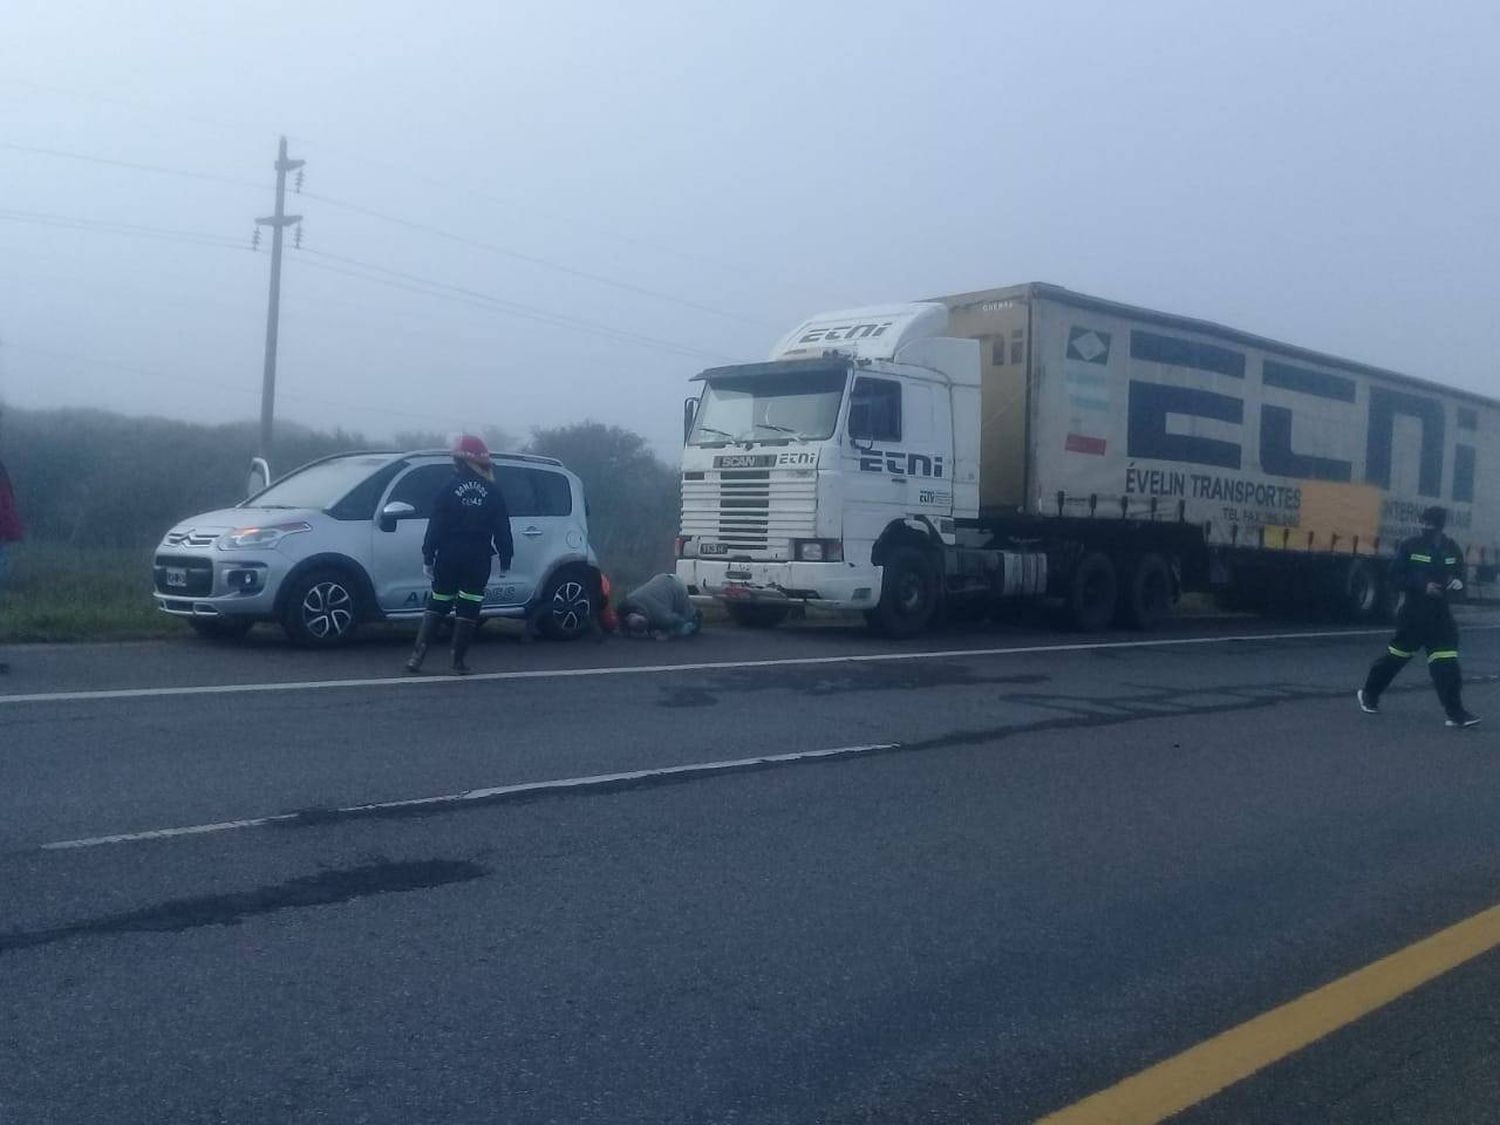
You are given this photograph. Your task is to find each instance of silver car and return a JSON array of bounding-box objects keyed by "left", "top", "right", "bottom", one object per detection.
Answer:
[{"left": 153, "top": 450, "right": 600, "bottom": 646}]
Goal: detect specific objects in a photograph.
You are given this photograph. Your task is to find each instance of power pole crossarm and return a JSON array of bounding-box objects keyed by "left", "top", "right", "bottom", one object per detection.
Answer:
[{"left": 255, "top": 135, "right": 305, "bottom": 470}]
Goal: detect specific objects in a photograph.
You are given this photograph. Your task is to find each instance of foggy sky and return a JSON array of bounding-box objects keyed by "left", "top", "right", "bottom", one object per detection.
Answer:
[{"left": 2, "top": 0, "right": 1497, "bottom": 457}]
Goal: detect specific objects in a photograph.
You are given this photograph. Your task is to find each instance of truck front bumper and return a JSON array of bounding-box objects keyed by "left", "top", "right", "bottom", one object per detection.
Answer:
[{"left": 676, "top": 559, "right": 881, "bottom": 611}]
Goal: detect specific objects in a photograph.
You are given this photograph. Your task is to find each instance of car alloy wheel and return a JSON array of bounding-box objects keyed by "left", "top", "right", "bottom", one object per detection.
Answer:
[
  {"left": 550, "top": 578, "right": 590, "bottom": 634},
  {"left": 302, "top": 580, "right": 355, "bottom": 640}
]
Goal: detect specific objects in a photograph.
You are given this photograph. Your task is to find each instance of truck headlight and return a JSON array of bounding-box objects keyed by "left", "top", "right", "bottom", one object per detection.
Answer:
[
  {"left": 794, "top": 539, "right": 843, "bottom": 562},
  {"left": 217, "top": 522, "right": 312, "bottom": 551}
]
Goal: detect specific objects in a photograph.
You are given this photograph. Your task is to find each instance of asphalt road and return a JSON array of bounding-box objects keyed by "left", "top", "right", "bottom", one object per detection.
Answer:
[{"left": 2, "top": 611, "right": 1500, "bottom": 1123}]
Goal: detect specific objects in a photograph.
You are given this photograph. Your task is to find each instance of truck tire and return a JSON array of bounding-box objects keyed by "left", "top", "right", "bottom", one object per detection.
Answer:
[
  {"left": 1340, "top": 558, "right": 1384, "bottom": 622},
  {"left": 1067, "top": 551, "right": 1117, "bottom": 632},
  {"left": 726, "top": 603, "right": 790, "bottom": 629},
  {"left": 1118, "top": 553, "right": 1172, "bottom": 631},
  {"left": 867, "top": 546, "right": 939, "bottom": 638},
  {"left": 281, "top": 568, "right": 363, "bottom": 647}
]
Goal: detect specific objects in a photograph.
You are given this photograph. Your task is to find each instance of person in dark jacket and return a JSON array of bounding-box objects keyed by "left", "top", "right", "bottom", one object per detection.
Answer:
[
  {"left": 1358, "top": 505, "right": 1479, "bottom": 727},
  {"left": 405, "top": 435, "right": 514, "bottom": 675}
]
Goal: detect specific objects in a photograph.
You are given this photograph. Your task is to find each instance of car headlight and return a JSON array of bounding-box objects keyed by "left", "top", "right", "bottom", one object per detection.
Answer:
[{"left": 217, "top": 521, "right": 312, "bottom": 551}]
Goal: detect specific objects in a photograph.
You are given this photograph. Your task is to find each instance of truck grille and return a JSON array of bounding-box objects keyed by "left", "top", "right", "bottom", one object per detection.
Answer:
[
  {"left": 681, "top": 470, "right": 817, "bottom": 555},
  {"left": 153, "top": 554, "right": 214, "bottom": 596}
]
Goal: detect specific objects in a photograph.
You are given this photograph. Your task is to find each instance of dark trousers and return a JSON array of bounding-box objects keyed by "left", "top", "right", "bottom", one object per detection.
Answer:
[
  {"left": 427, "top": 553, "right": 490, "bottom": 621},
  {"left": 1363, "top": 595, "right": 1465, "bottom": 717}
]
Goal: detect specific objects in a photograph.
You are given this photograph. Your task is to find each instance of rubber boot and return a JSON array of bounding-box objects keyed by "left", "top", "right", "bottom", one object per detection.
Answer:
[
  {"left": 451, "top": 617, "right": 478, "bottom": 676},
  {"left": 405, "top": 611, "right": 444, "bottom": 674}
]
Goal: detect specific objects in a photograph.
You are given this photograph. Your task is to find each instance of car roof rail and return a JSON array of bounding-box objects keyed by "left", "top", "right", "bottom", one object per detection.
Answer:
[{"left": 405, "top": 448, "right": 563, "bottom": 468}]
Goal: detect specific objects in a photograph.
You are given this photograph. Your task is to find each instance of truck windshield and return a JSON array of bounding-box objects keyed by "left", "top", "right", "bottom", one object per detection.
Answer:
[
  {"left": 689, "top": 370, "right": 847, "bottom": 445},
  {"left": 246, "top": 455, "right": 399, "bottom": 510}
]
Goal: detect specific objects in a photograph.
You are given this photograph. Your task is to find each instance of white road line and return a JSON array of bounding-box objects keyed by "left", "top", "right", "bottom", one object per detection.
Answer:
[
  {"left": 0, "top": 625, "right": 1450, "bottom": 707},
  {"left": 38, "top": 742, "right": 902, "bottom": 851}
]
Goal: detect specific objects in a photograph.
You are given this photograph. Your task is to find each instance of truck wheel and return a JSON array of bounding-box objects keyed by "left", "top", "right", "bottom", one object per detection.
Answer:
[
  {"left": 1118, "top": 553, "right": 1173, "bottom": 631},
  {"left": 726, "top": 603, "right": 790, "bottom": 629},
  {"left": 1340, "top": 558, "right": 1384, "bottom": 622},
  {"left": 868, "top": 546, "right": 939, "bottom": 638},
  {"left": 1068, "top": 551, "right": 1117, "bottom": 632},
  {"left": 281, "top": 569, "right": 363, "bottom": 647}
]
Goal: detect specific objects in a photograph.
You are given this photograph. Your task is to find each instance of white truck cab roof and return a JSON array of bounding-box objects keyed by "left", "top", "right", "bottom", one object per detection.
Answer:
[{"left": 770, "top": 302, "right": 949, "bottom": 363}]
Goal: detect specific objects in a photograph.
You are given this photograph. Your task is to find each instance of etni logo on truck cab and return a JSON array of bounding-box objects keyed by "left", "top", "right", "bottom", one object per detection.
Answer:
[
  {"left": 798, "top": 322, "right": 892, "bottom": 344},
  {"left": 859, "top": 450, "right": 945, "bottom": 478}
]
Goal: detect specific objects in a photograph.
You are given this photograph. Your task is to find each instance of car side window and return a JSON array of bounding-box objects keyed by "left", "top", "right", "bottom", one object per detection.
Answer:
[
  {"left": 329, "top": 461, "right": 405, "bottom": 521},
  {"left": 848, "top": 377, "right": 902, "bottom": 442},
  {"left": 496, "top": 467, "right": 573, "bottom": 517},
  {"left": 386, "top": 464, "right": 451, "bottom": 520}
]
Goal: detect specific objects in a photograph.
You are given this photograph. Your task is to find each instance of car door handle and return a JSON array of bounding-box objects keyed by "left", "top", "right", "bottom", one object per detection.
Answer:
[{"left": 521, "top": 525, "right": 543, "bottom": 538}]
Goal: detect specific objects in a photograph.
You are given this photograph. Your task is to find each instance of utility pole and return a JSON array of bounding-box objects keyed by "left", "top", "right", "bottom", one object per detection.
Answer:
[{"left": 255, "top": 135, "right": 304, "bottom": 469}]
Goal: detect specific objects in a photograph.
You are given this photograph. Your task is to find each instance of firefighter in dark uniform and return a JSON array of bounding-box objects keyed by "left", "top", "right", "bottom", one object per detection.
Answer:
[
  {"left": 405, "top": 435, "right": 514, "bottom": 675},
  {"left": 1358, "top": 505, "right": 1480, "bottom": 727}
]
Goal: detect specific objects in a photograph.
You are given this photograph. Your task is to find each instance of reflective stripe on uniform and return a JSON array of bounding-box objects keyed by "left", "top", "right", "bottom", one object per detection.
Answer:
[
  {"left": 1428, "top": 650, "right": 1459, "bottom": 663},
  {"left": 430, "top": 592, "right": 455, "bottom": 602},
  {"left": 1446, "top": 557, "right": 1458, "bottom": 564},
  {"left": 1389, "top": 645, "right": 1414, "bottom": 659},
  {"left": 457, "top": 591, "right": 485, "bottom": 603},
  {"left": 1409, "top": 553, "right": 1432, "bottom": 563}
]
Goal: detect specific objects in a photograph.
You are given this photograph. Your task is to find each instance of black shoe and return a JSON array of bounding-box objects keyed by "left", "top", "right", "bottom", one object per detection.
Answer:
[
  {"left": 1446, "top": 712, "right": 1481, "bottom": 729},
  {"left": 1357, "top": 690, "right": 1379, "bottom": 714}
]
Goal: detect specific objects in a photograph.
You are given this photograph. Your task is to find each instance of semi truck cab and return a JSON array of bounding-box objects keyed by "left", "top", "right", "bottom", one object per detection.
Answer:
[{"left": 676, "top": 302, "right": 983, "bottom": 627}]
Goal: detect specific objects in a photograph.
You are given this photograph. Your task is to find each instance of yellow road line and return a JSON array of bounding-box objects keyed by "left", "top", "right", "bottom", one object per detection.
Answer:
[{"left": 1038, "top": 900, "right": 1500, "bottom": 1124}]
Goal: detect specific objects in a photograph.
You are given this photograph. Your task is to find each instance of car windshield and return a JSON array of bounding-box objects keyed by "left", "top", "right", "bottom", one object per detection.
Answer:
[
  {"left": 245, "top": 455, "right": 398, "bottom": 510},
  {"left": 688, "top": 369, "right": 847, "bottom": 445}
]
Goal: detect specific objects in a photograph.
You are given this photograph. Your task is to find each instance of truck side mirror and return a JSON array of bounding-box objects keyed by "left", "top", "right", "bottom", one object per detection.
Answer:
[
  {"left": 379, "top": 500, "right": 416, "bottom": 532},
  {"left": 683, "top": 397, "right": 699, "bottom": 443}
]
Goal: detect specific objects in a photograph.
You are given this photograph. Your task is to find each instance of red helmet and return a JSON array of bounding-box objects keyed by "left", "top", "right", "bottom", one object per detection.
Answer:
[{"left": 451, "top": 433, "right": 492, "bottom": 467}]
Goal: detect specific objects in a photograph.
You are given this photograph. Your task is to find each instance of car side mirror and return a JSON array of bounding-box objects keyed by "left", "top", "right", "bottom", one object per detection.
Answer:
[{"left": 379, "top": 500, "right": 416, "bottom": 532}]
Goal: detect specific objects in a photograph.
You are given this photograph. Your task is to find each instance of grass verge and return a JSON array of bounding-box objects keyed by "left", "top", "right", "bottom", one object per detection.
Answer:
[{"left": 0, "top": 544, "right": 182, "bottom": 643}]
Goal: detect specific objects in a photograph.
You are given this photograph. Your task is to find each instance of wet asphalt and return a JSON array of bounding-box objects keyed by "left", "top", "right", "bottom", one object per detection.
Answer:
[{"left": 2, "top": 612, "right": 1500, "bottom": 1123}]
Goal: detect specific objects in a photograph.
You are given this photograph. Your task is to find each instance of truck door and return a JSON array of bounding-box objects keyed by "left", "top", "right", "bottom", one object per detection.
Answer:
[
  {"left": 898, "top": 380, "right": 953, "bottom": 517},
  {"left": 845, "top": 375, "right": 909, "bottom": 535}
]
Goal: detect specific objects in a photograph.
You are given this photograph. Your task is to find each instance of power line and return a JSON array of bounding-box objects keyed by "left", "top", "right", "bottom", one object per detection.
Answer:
[
  {"left": 293, "top": 246, "right": 744, "bottom": 364},
  {"left": 301, "top": 189, "right": 773, "bottom": 327},
  {"left": 0, "top": 341, "right": 497, "bottom": 431},
  {"left": 0, "top": 207, "right": 248, "bottom": 250},
  {"left": 0, "top": 141, "right": 264, "bottom": 191}
]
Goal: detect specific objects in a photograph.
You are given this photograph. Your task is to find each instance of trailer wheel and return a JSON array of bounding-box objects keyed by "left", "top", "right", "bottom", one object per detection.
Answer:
[
  {"left": 868, "top": 546, "right": 939, "bottom": 638},
  {"left": 1119, "top": 553, "right": 1173, "bottom": 631},
  {"left": 1340, "top": 558, "right": 1384, "bottom": 622},
  {"left": 1067, "top": 551, "right": 1117, "bottom": 632}
]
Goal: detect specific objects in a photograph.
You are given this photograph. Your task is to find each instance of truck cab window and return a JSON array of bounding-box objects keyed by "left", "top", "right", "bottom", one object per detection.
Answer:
[{"left": 849, "top": 378, "right": 902, "bottom": 442}]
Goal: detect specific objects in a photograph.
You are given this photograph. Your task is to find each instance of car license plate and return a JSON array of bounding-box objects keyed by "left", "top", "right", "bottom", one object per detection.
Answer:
[{"left": 165, "top": 567, "right": 188, "bottom": 588}]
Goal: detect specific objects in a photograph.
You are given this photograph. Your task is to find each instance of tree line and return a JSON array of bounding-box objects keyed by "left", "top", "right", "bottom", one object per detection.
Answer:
[{"left": 0, "top": 407, "right": 679, "bottom": 588}]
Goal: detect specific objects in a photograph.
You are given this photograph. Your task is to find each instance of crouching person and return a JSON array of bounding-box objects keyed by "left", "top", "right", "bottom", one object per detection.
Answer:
[
  {"left": 405, "top": 435, "right": 514, "bottom": 675},
  {"left": 618, "top": 573, "right": 701, "bottom": 639}
]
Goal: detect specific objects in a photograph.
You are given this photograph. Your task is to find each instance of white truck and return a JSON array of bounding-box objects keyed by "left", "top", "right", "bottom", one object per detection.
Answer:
[{"left": 676, "top": 283, "right": 1500, "bottom": 636}]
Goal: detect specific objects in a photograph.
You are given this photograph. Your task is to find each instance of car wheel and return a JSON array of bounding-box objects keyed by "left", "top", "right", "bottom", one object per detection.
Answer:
[
  {"left": 538, "top": 569, "right": 594, "bottom": 641},
  {"left": 867, "top": 545, "right": 939, "bottom": 638},
  {"left": 726, "top": 603, "right": 790, "bottom": 629},
  {"left": 281, "top": 569, "right": 362, "bottom": 647},
  {"left": 188, "top": 617, "right": 255, "bottom": 642}
]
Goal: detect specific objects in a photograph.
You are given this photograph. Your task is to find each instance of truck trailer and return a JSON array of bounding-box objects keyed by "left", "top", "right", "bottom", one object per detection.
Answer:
[{"left": 675, "top": 283, "right": 1499, "bottom": 636}]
